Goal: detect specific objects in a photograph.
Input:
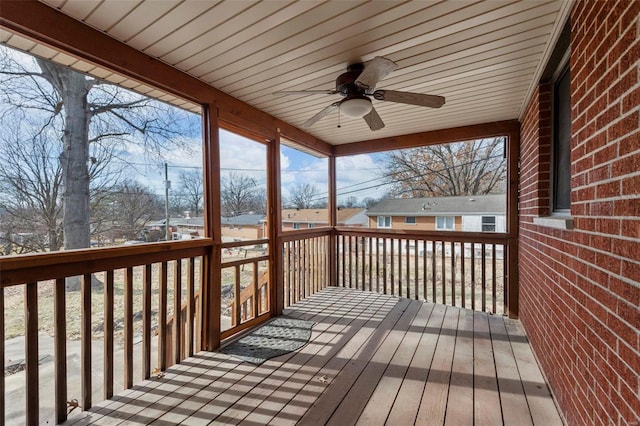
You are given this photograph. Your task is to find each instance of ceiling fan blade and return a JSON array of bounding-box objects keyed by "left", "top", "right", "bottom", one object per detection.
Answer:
[
  {"left": 363, "top": 106, "right": 385, "bottom": 131},
  {"left": 301, "top": 102, "right": 339, "bottom": 128},
  {"left": 273, "top": 90, "right": 338, "bottom": 96},
  {"left": 355, "top": 56, "right": 398, "bottom": 90},
  {"left": 373, "top": 89, "right": 445, "bottom": 108}
]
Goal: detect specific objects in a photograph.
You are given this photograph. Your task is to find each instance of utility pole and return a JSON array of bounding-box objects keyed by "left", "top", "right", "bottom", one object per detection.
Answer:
[{"left": 164, "top": 162, "right": 171, "bottom": 241}]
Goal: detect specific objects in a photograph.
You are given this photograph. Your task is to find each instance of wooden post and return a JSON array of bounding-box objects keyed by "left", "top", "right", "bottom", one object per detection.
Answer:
[
  {"left": 25, "top": 282, "right": 39, "bottom": 424},
  {"left": 506, "top": 129, "right": 520, "bottom": 318},
  {"left": 202, "top": 104, "right": 222, "bottom": 350},
  {"left": 328, "top": 156, "right": 337, "bottom": 287},
  {"left": 54, "top": 278, "right": 67, "bottom": 423},
  {"left": 268, "top": 133, "right": 283, "bottom": 315}
]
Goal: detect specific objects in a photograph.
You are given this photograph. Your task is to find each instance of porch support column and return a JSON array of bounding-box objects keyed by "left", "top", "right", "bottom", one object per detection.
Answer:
[
  {"left": 328, "top": 155, "right": 337, "bottom": 287},
  {"left": 506, "top": 127, "right": 520, "bottom": 318},
  {"left": 202, "top": 103, "right": 222, "bottom": 350},
  {"left": 269, "top": 133, "right": 283, "bottom": 315}
]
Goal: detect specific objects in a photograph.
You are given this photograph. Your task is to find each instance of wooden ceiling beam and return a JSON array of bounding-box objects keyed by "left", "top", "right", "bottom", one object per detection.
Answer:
[
  {"left": 0, "top": 0, "right": 332, "bottom": 156},
  {"left": 334, "top": 120, "right": 520, "bottom": 157}
]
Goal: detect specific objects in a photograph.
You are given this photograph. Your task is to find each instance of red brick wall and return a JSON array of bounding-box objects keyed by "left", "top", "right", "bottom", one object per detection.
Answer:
[{"left": 519, "top": 1, "right": 639, "bottom": 425}]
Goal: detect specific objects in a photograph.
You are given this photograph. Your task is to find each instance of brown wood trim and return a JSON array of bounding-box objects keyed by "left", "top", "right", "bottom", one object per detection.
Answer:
[
  {"left": 0, "top": 1, "right": 331, "bottom": 156},
  {"left": 269, "top": 135, "right": 283, "bottom": 316},
  {"left": 333, "top": 120, "right": 520, "bottom": 157},
  {"left": 221, "top": 239, "right": 269, "bottom": 249},
  {"left": 159, "top": 262, "right": 168, "bottom": 370},
  {"left": 186, "top": 258, "right": 195, "bottom": 358},
  {"left": 328, "top": 157, "right": 337, "bottom": 287},
  {"left": 104, "top": 270, "right": 114, "bottom": 399},
  {"left": 221, "top": 255, "right": 270, "bottom": 269},
  {"left": 54, "top": 278, "right": 67, "bottom": 423},
  {"left": 0, "top": 240, "right": 211, "bottom": 287},
  {"left": 506, "top": 127, "right": 520, "bottom": 318},
  {"left": 142, "top": 264, "right": 152, "bottom": 380},
  {"left": 335, "top": 227, "right": 509, "bottom": 244},
  {"left": 25, "top": 281, "right": 39, "bottom": 425},
  {"left": 202, "top": 104, "right": 222, "bottom": 351},
  {"left": 220, "top": 313, "right": 271, "bottom": 341},
  {"left": 81, "top": 273, "right": 91, "bottom": 410},
  {"left": 278, "top": 228, "right": 333, "bottom": 242},
  {"left": 173, "top": 259, "right": 182, "bottom": 364},
  {"left": 124, "top": 267, "right": 134, "bottom": 389}
]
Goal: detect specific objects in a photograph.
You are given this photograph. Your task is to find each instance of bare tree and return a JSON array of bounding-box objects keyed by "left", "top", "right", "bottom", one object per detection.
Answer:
[
  {"left": 220, "top": 172, "right": 265, "bottom": 216},
  {"left": 288, "top": 183, "right": 319, "bottom": 209},
  {"left": 384, "top": 138, "right": 506, "bottom": 197},
  {"left": 178, "top": 170, "right": 203, "bottom": 216},
  {"left": 108, "top": 182, "right": 163, "bottom": 241},
  {"left": 0, "top": 45, "right": 195, "bottom": 253}
]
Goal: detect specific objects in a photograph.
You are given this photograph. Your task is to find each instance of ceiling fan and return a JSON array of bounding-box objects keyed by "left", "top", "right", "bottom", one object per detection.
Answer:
[{"left": 274, "top": 56, "right": 445, "bottom": 131}]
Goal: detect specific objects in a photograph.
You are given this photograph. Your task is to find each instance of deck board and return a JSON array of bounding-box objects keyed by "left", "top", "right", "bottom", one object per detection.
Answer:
[{"left": 66, "top": 287, "right": 562, "bottom": 426}]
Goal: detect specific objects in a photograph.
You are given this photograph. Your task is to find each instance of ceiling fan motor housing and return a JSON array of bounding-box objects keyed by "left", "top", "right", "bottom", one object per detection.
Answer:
[{"left": 335, "top": 63, "right": 365, "bottom": 96}]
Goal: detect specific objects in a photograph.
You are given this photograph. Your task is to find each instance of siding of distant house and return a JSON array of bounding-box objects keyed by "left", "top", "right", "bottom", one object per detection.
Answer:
[
  {"left": 222, "top": 225, "right": 262, "bottom": 240},
  {"left": 369, "top": 215, "right": 465, "bottom": 231},
  {"left": 518, "top": 2, "right": 640, "bottom": 424}
]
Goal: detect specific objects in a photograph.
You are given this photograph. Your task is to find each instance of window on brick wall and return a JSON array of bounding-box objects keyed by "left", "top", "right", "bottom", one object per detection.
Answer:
[{"left": 553, "top": 61, "right": 571, "bottom": 211}]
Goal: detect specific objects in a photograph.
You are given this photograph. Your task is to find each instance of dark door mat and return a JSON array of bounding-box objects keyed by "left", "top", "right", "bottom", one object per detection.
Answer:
[{"left": 218, "top": 317, "right": 314, "bottom": 365}]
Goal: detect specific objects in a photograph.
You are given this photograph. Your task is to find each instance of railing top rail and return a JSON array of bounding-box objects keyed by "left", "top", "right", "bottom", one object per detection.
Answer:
[
  {"left": 334, "top": 227, "right": 509, "bottom": 244},
  {"left": 0, "top": 239, "right": 212, "bottom": 287},
  {"left": 221, "top": 255, "right": 269, "bottom": 269},
  {"left": 221, "top": 238, "right": 269, "bottom": 249},
  {"left": 278, "top": 228, "right": 332, "bottom": 242}
]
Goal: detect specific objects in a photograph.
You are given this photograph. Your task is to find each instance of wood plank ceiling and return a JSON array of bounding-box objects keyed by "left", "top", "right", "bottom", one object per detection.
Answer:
[{"left": 1, "top": 0, "right": 571, "bottom": 146}]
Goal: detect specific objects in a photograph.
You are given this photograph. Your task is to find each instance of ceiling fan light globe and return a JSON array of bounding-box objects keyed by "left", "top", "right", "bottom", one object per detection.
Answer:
[{"left": 340, "top": 97, "right": 372, "bottom": 118}]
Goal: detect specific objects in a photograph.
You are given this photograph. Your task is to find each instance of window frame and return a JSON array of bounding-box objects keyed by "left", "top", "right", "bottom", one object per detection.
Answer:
[
  {"left": 292, "top": 223, "right": 300, "bottom": 230},
  {"left": 404, "top": 216, "right": 417, "bottom": 225},
  {"left": 436, "top": 216, "right": 454, "bottom": 231},
  {"left": 481, "top": 216, "right": 496, "bottom": 232},
  {"left": 551, "top": 51, "right": 571, "bottom": 213},
  {"left": 377, "top": 216, "right": 392, "bottom": 229}
]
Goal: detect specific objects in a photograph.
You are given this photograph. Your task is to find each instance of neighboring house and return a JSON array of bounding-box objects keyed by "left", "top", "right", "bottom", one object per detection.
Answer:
[
  {"left": 366, "top": 194, "right": 506, "bottom": 232},
  {"left": 280, "top": 208, "right": 365, "bottom": 230},
  {"left": 173, "top": 216, "right": 205, "bottom": 239},
  {"left": 221, "top": 214, "right": 264, "bottom": 242}
]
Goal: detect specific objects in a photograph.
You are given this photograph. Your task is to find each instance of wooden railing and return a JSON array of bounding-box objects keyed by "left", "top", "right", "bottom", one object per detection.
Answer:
[
  {"left": 220, "top": 239, "right": 270, "bottom": 339},
  {"left": 335, "top": 228, "right": 508, "bottom": 315},
  {"left": 0, "top": 239, "right": 210, "bottom": 425},
  {"left": 281, "top": 230, "right": 331, "bottom": 308}
]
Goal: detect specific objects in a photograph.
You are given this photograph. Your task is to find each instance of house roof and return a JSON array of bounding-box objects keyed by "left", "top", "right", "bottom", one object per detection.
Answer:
[
  {"left": 281, "top": 208, "right": 364, "bottom": 224},
  {"left": 5, "top": 1, "right": 571, "bottom": 146},
  {"left": 173, "top": 217, "right": 205, "bottom": 227},
  {"left": 221, "top": 214, "right": 264, "bottom": 226},
  {"left": 366, "top": 194, "right": 506, "bottom": 216}
]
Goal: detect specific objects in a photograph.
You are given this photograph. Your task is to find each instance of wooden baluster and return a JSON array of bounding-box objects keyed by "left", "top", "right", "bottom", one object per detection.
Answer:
[
  {"left": 253, "top": 261, "right": 259, "bottom": 318},
  {"left": 284, "top": 242, "right": 289, "bottom": 306},
  {"left": 461, "top": 243, "right": 466, "bottom": 308},
  {"left": 143, "top": 265, "right": 152, "bottom": 379},
  {"left": 451, "top": 241, "right": 456, "bottom": 307},
  {"left": 104, "top": 271, "right": 114, "bottom": 398},
  {"left": 54, "top": 278, "right": 67, "bottom": 423},
  {"left": 81, "top": 273, "right": 92, "bottom": 410},
  {"left": 414, "top": 240, "right": 419, "bottom": 300},
  {"left": 503, "top": 245, "right": 507, "bottom": 314},
  {"left": 492, "top": 244, "right": 497, "bottom": 314},
  {"left": 304, "top": 238, "right": 310, "bottom": 297},
  {"left": 422, "top": 240, "right": 427, "bottom": 301},
  {"left": 368, "top": 237, "right": 373, "bottom": 292},
  {"left": 441, "top": 242, "right": 446, "bottom": 305},
  {"left": 471, "top": 243, "right": 476, "bottom": 311},
  {"left": 354, "top": 236, "right": 359, "bottom": 290},
  {"left": 0, "top": 288, "right": 4, "bottom": 423},
  {"left": 124, "top": 267, "right": 134, "bottom": 388},
  {"left": 174, "top": 259, "right": 182, "bottom": 364},
  {"left": 25, "top": 282, "right": 39, "bottom": 424},
  {"left": 186, "top": 258, "right": 195, "bottom": 357},
  {"left": 390, "top": 239, "right": 395, "bottom": 296},
  {"left": 398, "top": 239, "right": 403, "bottom": 298},
  {"left": 382, "top": 238, "right": 387, "bottom": 295},
  {"left": 431, "top": 240, "right": 436, "bottom": 302},
  {"left": 234, "top": 265, "right": 241, "bottom": 326},
  {"left": 159, "top": 262, "right": 168, "bottom": 371},
  {"left": 375, "top": 238, "right": 380, "bottom": 293},
  {"left": 406, "top": 240, "right": 411, "bottom": 299},
  {"left": 341, "top": 235, "right": 346, "bottom": 288},
  {"left": 196, "top": 257, "right": 203, "bottom": 353},
  {"left": 481, "top": 243, "right": 487, "bottom": 312}
]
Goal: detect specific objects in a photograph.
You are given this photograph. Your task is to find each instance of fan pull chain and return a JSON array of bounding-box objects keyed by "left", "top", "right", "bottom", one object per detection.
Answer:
[{"left": 337, "top": 104, "right": 341, "bottom": 128}]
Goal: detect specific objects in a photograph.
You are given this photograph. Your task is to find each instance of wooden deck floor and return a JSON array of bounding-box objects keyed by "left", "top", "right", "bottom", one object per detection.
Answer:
[{"left": 66, "top": 287, "right": 563, "bottom": 425}]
